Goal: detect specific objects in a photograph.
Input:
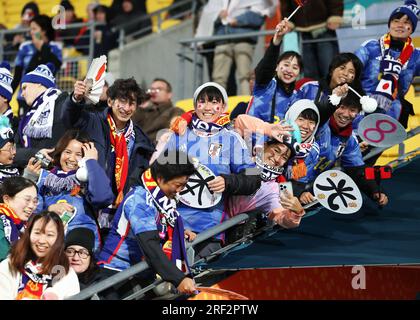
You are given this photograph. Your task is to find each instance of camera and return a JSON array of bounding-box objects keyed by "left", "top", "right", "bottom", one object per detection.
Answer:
[{"left": 32, "top": 151, "right": 51, "bottom": 169}]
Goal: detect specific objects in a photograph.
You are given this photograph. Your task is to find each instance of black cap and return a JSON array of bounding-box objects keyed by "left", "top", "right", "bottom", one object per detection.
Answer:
[{"left": 65, "top": 228, "right": 95, "bottom": 254}]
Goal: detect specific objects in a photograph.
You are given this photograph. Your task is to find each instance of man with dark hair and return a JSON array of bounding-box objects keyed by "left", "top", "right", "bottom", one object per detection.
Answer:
[
  {"left": 97, "top": 149, "right": 197, "bottom": 297},
  {"left": 133, "top": 78, "right": 184, "bottom": 142},
  {"left": 61, "top": 78, "right": 154, "bottom": 230}
]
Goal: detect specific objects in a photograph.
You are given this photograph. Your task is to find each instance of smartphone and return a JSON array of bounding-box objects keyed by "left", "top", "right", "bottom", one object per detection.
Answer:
[{"left": 278, "top": 181, "right": 293, "bottom": 197}]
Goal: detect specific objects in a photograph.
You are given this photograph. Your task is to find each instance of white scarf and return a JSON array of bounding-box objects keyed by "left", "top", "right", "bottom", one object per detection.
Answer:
[{"left": 22, "top": 88, "right": 61, "bottom": 140}]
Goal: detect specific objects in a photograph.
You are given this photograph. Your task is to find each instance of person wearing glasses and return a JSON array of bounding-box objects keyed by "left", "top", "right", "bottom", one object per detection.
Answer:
[
  {"left": 65, "top": 227, "right": 101, "bottom": 290},
  {"left": 133, "top": 78, "right": 184, "bottom": 142},
  {"left": 0, "top": 177, "right": 38, "bottom": 261},
  {"left": 0, "top": 211, "right": 80, "bottom": 299}
]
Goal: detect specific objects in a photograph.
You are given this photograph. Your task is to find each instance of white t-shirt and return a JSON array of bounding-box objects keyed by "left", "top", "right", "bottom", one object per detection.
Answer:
[{"left": 0, "top": 258, "right": 80, "bottom": 300}]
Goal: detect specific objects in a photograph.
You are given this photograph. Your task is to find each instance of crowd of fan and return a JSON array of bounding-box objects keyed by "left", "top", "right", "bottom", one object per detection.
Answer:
[{"left": 0, "top": 0, "right": 418, "bottom": 300}]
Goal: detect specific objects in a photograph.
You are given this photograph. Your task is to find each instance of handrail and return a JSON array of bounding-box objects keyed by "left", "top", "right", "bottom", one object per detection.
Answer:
[
  {"left": 0, "top": 21, "right": 105, "bottom": 64},
  {"left": 69, "top": 211, "right": 251, "bottom": 300},
  {"left": 113, "top": 0, "right": 195, "bottom": 46},
  {"left": 179, "top": 18, "right": 420, "bottom": 45},
  {"left": 363, "top": 126, "right": 420, "bottom": 161},
  {"left": 176, "top": 17, "right": 420, "bottom": 99}
]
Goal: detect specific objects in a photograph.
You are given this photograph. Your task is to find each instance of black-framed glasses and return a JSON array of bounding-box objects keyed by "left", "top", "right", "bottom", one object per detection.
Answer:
[{"left": 65, "top": 247, "right": 90, "bottom": 259}]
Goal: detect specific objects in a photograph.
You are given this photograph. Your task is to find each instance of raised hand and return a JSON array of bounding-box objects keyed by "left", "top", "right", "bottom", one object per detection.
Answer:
[
  {"left": 273, "top": 19, "right": 291, "bottom": 45},
  {"left": 82, "top": 142, "right": 98, "bottom": 161},
  {"left": 73, "top": 80, "right": 88, "bottom": 102}
]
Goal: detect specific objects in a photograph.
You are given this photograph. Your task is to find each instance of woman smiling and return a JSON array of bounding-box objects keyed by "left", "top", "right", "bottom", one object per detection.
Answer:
[
  {"left": 0, "top": 211, "right": 80, "bottom": 299},
  {"left": 0, "top": 177, "right": 38, "bottom": 261}
]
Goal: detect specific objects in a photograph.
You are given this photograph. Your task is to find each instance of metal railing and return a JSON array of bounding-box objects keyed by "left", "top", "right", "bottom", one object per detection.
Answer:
[
  {"left": 69, "top": 212, "right": 251, "bottom": 300},
  {"left": 0, "top": 21, "right": 102, "bottom": 93},
  {"left": 177, "top": 18, "right": 420, "bottom": 99},
  {"left": 69, "top": 125, "right": 420, "bottom": 300}
]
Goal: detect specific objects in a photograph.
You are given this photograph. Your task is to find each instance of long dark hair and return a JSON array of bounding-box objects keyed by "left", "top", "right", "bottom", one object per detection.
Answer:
[
  {"left": 31, "top": 14, "right": 55, "bottom": 42},
  {"left": 8, "top": 211, "right": 69, "bottom": 276},
  {"left": 52, "top": 129, "right": 91, "bottom": 168}
]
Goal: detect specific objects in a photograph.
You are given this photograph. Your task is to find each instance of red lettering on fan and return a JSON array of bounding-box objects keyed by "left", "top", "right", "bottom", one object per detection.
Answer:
[{"left": 95, "top": 63, "right": 106, "bottom": 81}]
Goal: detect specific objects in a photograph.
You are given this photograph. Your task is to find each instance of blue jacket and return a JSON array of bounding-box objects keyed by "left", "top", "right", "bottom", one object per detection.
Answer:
[
  {"left": 248, "top": 79, "right": 293, "bottom": 123},
  {"left": 97, "top": 186, "right": 160, "bottom": 271},
  {"left": 304, "top": 122, "right": 365, "bottom": 182},
  {"left": 60, "top": 96, "right": 155, "bottom": 194},
  {"left": 37, "top": 160, "right": 114, "bottom": 251},
  {"left": 355, "top": 39, "right": 420, "bottom": 120},
  {"left": 165, "top": 128, "right": 256, "bottom": 235}
]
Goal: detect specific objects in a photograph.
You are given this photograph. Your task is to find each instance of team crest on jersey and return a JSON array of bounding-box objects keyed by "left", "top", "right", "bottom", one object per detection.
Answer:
[
  {"left": 208, "top": 143, "right": 222, "bottom": 158},
  {"left": 336, "top": 141, "right": 346, "bottom": 158}
]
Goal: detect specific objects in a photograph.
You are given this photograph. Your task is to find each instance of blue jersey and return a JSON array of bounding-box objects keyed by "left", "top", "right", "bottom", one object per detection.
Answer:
[
  {"left": 247, "top": 78, "right": 293, "bottom": 123},
  {"left": 305, "top": 122, "right": 365, "bottom": 182},
  {"left": 37, "top": 160, "right": 113, "bottom": 252},
  {"left": 165, "top": 127, "right": 255, "bottom": 235},
  {"left": 355, "top": 39, "right": 420, "bottom": 120},
  {"left": 14, "top": 41, "right": 62, "bottom": 100},
  {"left": 289, "top": 81, "right": 329, "bottom": 106},
  {"left": 97, "top": 186, "right": 159, "bottom": 271}
]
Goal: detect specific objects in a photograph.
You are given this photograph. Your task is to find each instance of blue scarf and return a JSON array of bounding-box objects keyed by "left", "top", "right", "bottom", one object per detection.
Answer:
[
  {"left": 0, "top": 203, "right": 24, "bottom": 245},
  {"left": 18, "top": 88, "right": 60, "bottom": 147},
  {"left": 42, "top": 167, "right": 80, "bottom": 195},
  {"left": 190, "top": 113, "right": 229, "bottom": 137},
  {"left": 141, "top": 169, "right": 190, "bottom": 272},
  {"left": 0, "top": 165, "right": 20, "bottom": 183}
]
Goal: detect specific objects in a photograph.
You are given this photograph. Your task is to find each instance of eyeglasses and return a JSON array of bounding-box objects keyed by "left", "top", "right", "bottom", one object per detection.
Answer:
[
  {"left": 65, "top": 247, "right": 90, "bottom": 259},
  {"left": 146, "top": 88, "right": 166, "bottom": 94},
  {"left": 0, "top": 145, "right": 16, "bottom": 153},
  {"left": 15, "top": 195, "right": 39, "bottom": 206}
]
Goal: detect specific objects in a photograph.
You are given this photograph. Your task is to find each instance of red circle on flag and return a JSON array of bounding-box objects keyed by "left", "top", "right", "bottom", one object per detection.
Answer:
[{"left": 382, "top": 83, "right": 390, "bottom": 90}]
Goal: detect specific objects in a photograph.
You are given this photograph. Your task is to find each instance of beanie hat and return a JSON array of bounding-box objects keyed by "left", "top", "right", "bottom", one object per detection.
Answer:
[
  {"left": 388, "top": 0, "right": 419, "bottom": 32},
  {"left": 21, "top": 63, "right": 56, "bottom": 89},
  {"left": 193, "top": 82, "right": 228, "bottom": 112},
  {"left": 65, "top": 227, "right": 95, "bottom": 254},
  {"left": 0, "top": 116, "right": 14, "bottom": 149},
  {"left": 0, "top": 62, "right": 13, "bottom": 101}
]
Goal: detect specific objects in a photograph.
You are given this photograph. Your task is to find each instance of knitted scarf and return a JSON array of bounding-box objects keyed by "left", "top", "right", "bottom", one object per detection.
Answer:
[
  {"left": 0, "top": 165, "right": 20, "bottom": 182},
  {"left": 16, "top": 260, "right": 52, "bottom": 300},
  {"left": 107, "top": 113, "right": 133, "bottom": 206},
  {"left": 141, "top": 169, "right": 190, "bottom": 273},
  {"left": 373, "top": 34, "right": 414, "bottom": 111},
  {"left": 43, "top": 167, "right": 80, "bottom": 195},
  {"left": 0, "top": 203, "right": 24, "bottom": 245},
  {"left": 190, "top": 113, "right": 230, "bottom": 137},
  {"left": 19, "top": 88, "right": 61, "bottom": 147}
]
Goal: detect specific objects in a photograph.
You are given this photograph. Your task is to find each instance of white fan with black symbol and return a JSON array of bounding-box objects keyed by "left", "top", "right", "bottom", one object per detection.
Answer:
[{"left": 84, "top": 55, "right": 107, "bottom": 105}]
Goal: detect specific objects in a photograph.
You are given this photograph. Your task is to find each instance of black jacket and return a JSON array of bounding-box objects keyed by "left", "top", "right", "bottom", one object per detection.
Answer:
[{"left": 60, "top": 94, "right": 155, "bottom": 194}]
